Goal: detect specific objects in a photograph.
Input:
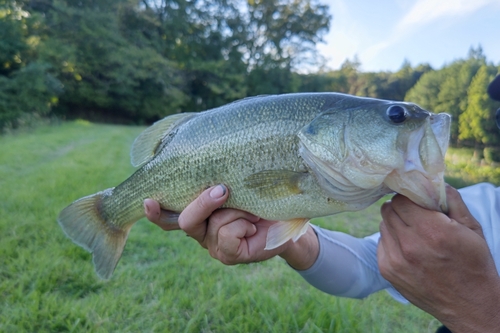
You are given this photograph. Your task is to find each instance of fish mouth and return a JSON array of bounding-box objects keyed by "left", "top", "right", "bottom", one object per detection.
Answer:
[{"left": 383, "top": 113, "right": 451, "bottom": 212}]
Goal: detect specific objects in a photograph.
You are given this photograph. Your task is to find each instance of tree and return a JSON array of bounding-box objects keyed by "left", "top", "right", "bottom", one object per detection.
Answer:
[
  {"left": 137, "top": 0, "right": 331, "bottom": 109},
  {"left": 429, "top": 47, "right": 486, "bottom": 145},
  {"left": 459, "top": 65, "right": 500, "bottom": 148},
  {"left": 384, "top": 61, "right": 432, "bottom": 101},
  {"left": 0, "top": 0, "right": 61, "bottom": 130},
  {"left": 35, "top": 0, "right": 186, "bottom": 122},
  {"left": 247, "top": 66, "right": 301, "bottom": 95},
  {"left": 243, "top": 0, "right": 330, "bottom": 70},
  {"left": 404, "top": 68, "right": 444, "bottom": 111},
  {"left": 133, "top": 0, "right": 249, "bottom": 112}
]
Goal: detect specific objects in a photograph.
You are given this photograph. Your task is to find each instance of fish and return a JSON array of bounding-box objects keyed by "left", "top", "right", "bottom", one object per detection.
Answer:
[{"left": 57, "top": 93, "right": 451, "bottom": 279}]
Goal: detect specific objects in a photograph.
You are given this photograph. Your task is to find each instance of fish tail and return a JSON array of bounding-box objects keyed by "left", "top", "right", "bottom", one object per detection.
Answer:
[{"left": 57, "top": 188, "right": 132, "bottom": 279}]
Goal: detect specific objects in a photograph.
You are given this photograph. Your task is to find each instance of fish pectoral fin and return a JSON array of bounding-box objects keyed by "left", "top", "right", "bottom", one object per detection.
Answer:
[
  {"left": 244, "top": 170, "right": 306, "bottom": 199},
  {"left": 265, "top": 218, "right": 310, "bottom": 250},
  {"left": 130, "top": 113, "right": 197, "bottom": 167}
]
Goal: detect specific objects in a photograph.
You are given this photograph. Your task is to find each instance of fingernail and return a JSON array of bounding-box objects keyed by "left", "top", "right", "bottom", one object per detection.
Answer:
[
  {"left": 143, "top": 200, "right": 150, "bottom": 215},
  {"left": 210, "top": 185, "right": 226, "bottom": 199}
]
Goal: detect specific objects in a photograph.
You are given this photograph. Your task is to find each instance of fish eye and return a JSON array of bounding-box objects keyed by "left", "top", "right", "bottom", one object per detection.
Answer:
[{"left": 387, "top": 105, "right": 407, "bottom": 124}]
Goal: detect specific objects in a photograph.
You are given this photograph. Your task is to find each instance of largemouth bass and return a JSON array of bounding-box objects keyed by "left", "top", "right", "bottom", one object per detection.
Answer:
[{"left": 58, "top": 93, "right": 451, "bottom": 279}]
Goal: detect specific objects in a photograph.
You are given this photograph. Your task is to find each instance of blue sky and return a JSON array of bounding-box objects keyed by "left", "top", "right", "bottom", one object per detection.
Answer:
[{"left": 316, "top": 0, "right": 500, "bottom": 72}]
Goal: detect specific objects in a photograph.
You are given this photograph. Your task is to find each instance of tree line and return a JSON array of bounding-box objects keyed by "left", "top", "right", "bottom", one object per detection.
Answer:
[
  {"left": 1, "top": 0, "right": 499, "bottom": 156},
  {"left": 1, "top": 0, "right": 330, "bottom": 125}
]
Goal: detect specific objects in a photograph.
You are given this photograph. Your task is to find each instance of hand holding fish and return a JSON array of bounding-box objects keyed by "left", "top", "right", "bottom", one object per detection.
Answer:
[
  {"left": 378, "top": 185, "right": 500, "bottom": 333},
  {"left": 145, "top": 185, "right": 319, "bottom": 269}
]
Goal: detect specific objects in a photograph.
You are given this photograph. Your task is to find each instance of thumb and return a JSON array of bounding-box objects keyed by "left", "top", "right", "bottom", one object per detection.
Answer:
[
  {"left": 445, "top": 184, "right": 483, "bottom": 235},
  {"left": 178, "top": 184, "right": 229, "bottom": 239}
]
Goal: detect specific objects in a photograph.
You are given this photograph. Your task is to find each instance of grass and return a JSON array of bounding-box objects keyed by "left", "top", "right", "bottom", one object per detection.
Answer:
[
  {"left": 0, "top": 121, "right": 475, "bottom": 332},
  {"left": 444, "top": 147, "right": 500, "bottom": 188}
]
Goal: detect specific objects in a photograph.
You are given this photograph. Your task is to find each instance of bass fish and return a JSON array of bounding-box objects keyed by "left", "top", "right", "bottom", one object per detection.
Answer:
[{"left": 58, "top": 93, "right": 451, "bottom": 279}]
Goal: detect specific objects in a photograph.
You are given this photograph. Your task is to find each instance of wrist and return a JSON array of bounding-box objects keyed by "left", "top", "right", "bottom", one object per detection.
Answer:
[
  {"left": 279, "top": 225, "right": 319, "bottom": 270},
  {"left": 441, "top": 278, "right": 500, "bottom": 333}
]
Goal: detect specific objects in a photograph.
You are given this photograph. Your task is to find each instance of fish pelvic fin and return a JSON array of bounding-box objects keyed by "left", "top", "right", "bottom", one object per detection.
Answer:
[
  {"left": 131, "top": 113, "right": 198, "bottom": 167},
  {"left": 57, "top": 188, "right": 131, "bottom": 279},
  {"left": 265, "top": 218, "right": 310, "bottom": 250}
]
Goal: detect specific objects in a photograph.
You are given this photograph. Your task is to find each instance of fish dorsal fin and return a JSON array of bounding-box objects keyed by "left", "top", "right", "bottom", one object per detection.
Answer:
[
  {"left": 265, "top": 218, "right": 310, "bottom": 250},
  {"left": 130, "top": 113, "right": 197, "bottom": 167},
  {"left": 243, "top": 170, "right": 306, "bottom": 199}
]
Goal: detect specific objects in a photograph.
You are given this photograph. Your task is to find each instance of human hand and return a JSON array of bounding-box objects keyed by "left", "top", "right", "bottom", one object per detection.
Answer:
[
  {"left": 144, "top": 199, "right": 181, "bottom": 231},
  {"left": 378, "top": 185, "right": 500, "bottom": 333},
  {"left": 144, "top": 185, "right": 319, "bottom": 269}
]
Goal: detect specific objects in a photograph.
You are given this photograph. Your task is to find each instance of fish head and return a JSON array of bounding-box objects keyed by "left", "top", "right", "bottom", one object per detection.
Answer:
[{"left": 298, "top": 100, "right": 451, "bottom": 212}]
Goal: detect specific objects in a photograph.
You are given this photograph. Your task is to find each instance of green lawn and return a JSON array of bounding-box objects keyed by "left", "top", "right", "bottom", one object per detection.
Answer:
[{"left": 0, "top": 121, "right": 459, "bottom": 332}]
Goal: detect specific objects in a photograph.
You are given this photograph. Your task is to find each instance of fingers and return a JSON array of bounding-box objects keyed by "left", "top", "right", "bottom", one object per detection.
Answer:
[
  {"left": 380, "top": 199, "right": 408, "bottom": 242},
  {"left": 379, "top": 196, "right": 428, "bottom": 268},
  {"left": 144, "top": 199, "right": 181, "bottom": 231},
  {"left": 379, "top": 218, "right": 396, "bottom": 250},
  {"left": 389, "top": 185, "right": 483, "bottom": 235},
  {"left": 377, "top": 225, "right": 391, "bottom": 279},
  {"left": 381, "top": 193, "right": 452, "bottom": 250},
  {"left": 384, "top": 194, "right": 420, "bottom": 227},
  {"left": 215, "top": 219, "right": 257, "bottom": 262},
  {"left": 445, "top": 185, "right": 483, "bottom": 234},
  {"left": 178, "top": 185, "right": 229, "bottom": 244},
  {"left": 378, "top": 208, "right": 403, "bottom": 273},
  {"left": 206, "top": 209, "right": 259, "bottom": 256},
  {"left": 144, "top": 198, "right": 162, "bottom": 223},
  {"left": 207, "top": 208, "right": 259, "bottom": 240},
  {"left": 144, "top": 187, "right": 292, "bottom": 265},
  {"left": 219, "top": 218, "right": 257, "bottom": 241},
  {"left": 211, "top": 217, "right": 285, "bottom": 265},
  {"left": 384, "top": 193, "right": 447, "bottom": 229}
]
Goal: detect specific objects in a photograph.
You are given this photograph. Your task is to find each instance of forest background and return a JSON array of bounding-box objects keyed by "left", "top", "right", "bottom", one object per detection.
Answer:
[{"left": 1, "top": 0, "right": 500, "bottom": 159}]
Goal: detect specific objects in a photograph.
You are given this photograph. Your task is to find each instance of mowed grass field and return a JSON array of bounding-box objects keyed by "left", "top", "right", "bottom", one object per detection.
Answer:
[{"left": 2, "top": 121, "right": 480, "bottom": 333}]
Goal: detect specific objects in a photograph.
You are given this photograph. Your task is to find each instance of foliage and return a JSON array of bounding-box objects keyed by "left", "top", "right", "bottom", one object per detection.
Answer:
[
  {"left": 459, "top": 65, "right": 500, "bottom": 147},
  {"left": 36, "top": 0, "right": 187, "bottom": 123},
  {"left": 404, "top": 46, "right": 497, "bottom": 147},
  {"left": 136, "top": 0, "right": 250, "bottom": 112},
  {"left": 244, "top": 0, "right": 330, "bottom": 69},
  {"left": 296, "top": 59, "right": 431, "bottom": 101},
  {"left": 445, "top": 147, "right": 500, "bottom": 186},
  {"left": 404, "top": 69, "right": 444, "bottom": 112},
  {"left": 16, "top": 0, "right": 330, "bottom": 117},
  {"left": 0, "top": 62, "right": 62, "bottom": 128},
  {"left": 247, "top": 66, "right": 302, "bottom": 95},
  {"left": 423, "top": 48, "right": 485, "bottom": 144},
  {"left": 0, "top": 1, "right": 61, "bottom": 130}
]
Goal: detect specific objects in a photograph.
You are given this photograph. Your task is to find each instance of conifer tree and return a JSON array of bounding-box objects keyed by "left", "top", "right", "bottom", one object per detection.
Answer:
[{"left": 459, "top": 65, "right": 500, "bottom": 147}]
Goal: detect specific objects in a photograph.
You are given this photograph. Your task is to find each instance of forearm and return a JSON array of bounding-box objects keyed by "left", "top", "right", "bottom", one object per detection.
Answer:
[
  {"left": 444, "top": 303, "right": 500, "bottom": 333},
  {"left": 279, "top": 225, "right": 319, "bottom": 270},
  {"left": 281, "top": 225, "right": 392, "bottom": 299},
  {"left": 435, "top": 276, "right": 500, "bottom": 333}
]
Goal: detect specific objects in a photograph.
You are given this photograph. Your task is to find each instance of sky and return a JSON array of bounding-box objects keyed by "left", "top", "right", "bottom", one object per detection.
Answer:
[{"left": 316, "top": 0, "right": 500, "bottom": 72}]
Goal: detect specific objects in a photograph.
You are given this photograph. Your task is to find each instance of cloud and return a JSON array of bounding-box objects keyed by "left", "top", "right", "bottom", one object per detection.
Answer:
[
  {"left": 397, "top": 0, "right": 496, "bottom": 33},
  {"left": 362, "top": 0, "right": 498, "bottom": 68},
  {"left": 317, "top": 0, "right": 364, "bottom": 69}
]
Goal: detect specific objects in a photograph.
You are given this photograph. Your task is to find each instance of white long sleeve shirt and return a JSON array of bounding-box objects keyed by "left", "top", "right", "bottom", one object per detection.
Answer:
[{"left": 296, "top": 183, "right": 500, "bottom": 303}]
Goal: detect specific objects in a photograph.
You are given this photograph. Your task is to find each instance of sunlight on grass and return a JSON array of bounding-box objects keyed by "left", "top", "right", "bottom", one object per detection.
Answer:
[{"left": 0, "top": 122, "right": 473, "bottom": 332}]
